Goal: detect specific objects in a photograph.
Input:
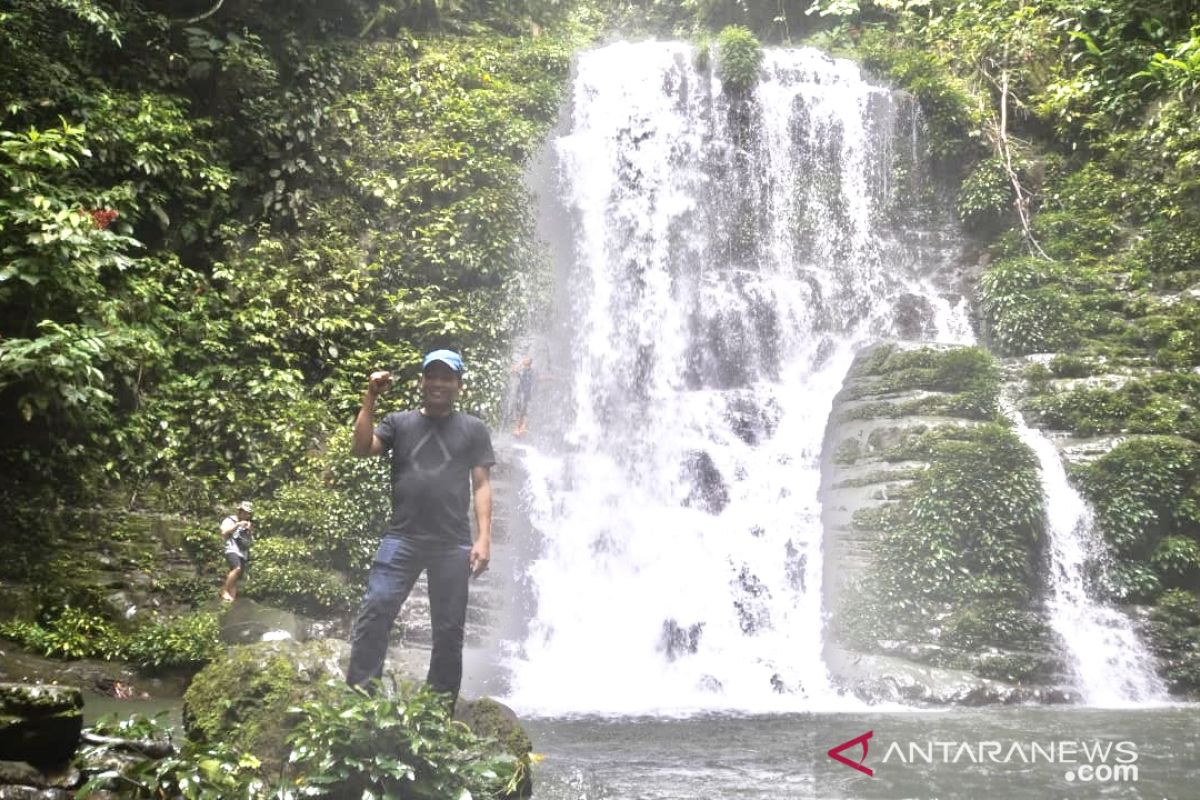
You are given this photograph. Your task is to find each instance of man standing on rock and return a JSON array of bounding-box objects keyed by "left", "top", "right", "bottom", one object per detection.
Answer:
[
  {"left": 220, "top": 500, "right": 254, "bottom": 602},
  {"left": 347, "top": 349, "right": 495, "bottom": 708}
]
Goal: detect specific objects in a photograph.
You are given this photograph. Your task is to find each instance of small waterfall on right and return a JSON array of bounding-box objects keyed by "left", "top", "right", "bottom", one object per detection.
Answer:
[{"left": 1008, "top": 401, "right": 1168, "bottom": 705}]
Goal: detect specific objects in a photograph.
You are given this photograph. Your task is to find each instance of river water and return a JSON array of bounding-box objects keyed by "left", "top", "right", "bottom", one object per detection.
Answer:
[{"left": 524, "top": 708, "right": 1200, "bottom": 799}]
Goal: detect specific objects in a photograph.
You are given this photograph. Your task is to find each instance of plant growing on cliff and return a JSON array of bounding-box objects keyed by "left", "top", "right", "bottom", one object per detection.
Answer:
[
  {"left": 1077, "top": 436, "right": 1199, "bottom": 563},
  {"left": 878, "top": 423, "right": 1044, "bottom": 604},
  {"left": 717, "top": 25, "right": 763, "bottom": 93}
]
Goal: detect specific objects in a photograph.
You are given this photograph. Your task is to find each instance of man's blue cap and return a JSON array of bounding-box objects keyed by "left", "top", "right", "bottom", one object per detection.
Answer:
[{"left": 422, "top": 349, "right": 464, "bottom": 374}]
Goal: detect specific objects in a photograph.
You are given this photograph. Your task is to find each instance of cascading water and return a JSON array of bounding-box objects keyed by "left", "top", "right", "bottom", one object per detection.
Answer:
[
  {"left": 1008, "top": 403, "right": 1168, "bottom": 706},
  {"left": 504, "top": 41, "right": 974, "bottom": 715}
]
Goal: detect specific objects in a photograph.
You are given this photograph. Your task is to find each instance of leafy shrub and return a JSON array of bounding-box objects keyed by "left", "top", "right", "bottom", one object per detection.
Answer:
[
  {"left": 981, "top": 257, "right": 1081, "bottom": 354},
  {"left": 259, "top": 428, "right": 390, "bottom": 578},
  {"left": 1048, "top": 354, "right": 1093, "bottom": 378},
  {"left": 287, "top": 681, "right": 529, "bottom": 800},
  {"left": 79, "top": 713, "right": 267, "bottom": 800},
  {"left": 1023, "top": 386, "right": 1133, "bottom": 434},
  {"left": 81, "top": 682, "right": 531, "bottom": 799},
  {"left": 877, "top": 423, "right": 1044, "bottom": 605},
  {"left": 957, "top": 157, "right": 1012, "bottom": 229},
  {"left": 125, "top": 611, "right": 223, "bottom": 671},
  {"left": 1153, "top": 589, "right": 1200, "bottom": 627},
  {"left": 1102, "top": 561, "right": 1163, "bottom": 603},
  {"left": 1078, "top": 436, "right": 1199, "bottom": 557},
  {"left": 1151, "top": 536, "right": 1200, "bottom": 581},
  {"left": 0, "top": 606, "right": 121, "bottom": 660},
  {"left": 717, "top": 26, "right": 762, "bottom": 93},
  {"left": 856, "top": 27, "right": 985, "bottom": 163},
  {"left": 1147, "top": 589, "right": 1200, "bottom": 695},
  {"left": 244, "top": 537, "right": 357, "bottom": 615}
]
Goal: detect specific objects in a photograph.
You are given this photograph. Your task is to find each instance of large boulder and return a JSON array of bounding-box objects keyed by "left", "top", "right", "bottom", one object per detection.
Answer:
[
  {"left": 456, "top": 698, "right": 534, "bottom": 798},
  {"left": 182, "top": 639, "right": 349, "bottom": 772},
  {"left": 820, "top": 343, "right": 1068, "bottom": 701},
  {"left": 0, "top": 683, "right": 82, "bottom": 766}
]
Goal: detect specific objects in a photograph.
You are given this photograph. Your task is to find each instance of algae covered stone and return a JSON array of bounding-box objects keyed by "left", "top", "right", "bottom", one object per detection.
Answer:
[
  {"left": 181, "top": 639, "right": 347, "bottom": 770},
  {"left": 0, "top": 682, "right": 83, "bottom": 765}
]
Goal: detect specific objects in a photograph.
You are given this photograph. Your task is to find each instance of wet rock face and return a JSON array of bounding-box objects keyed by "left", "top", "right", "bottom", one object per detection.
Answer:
[
  {"left": 820, "top": 342, "right": 1071, "bottom": 703},
  {"left": 0, "top": 683, "right": 83, "bottom": 766},
  {"left": 891, "top": 293, "right": 935, "bottom": 340},
  {"left": 658, "top": 620, "right": 704, "bottom": 661},
  {"left": 724, "top": 394, "right": 781, "bottom": 446},
  {"left": 681, "top": 451, "right": 729, "bottom": 515}
]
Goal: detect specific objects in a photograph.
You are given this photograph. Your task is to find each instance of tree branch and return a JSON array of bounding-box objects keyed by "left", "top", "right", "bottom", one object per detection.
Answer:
[{"left": 987, "top": 60, "right": 1052, "bottom": 261}]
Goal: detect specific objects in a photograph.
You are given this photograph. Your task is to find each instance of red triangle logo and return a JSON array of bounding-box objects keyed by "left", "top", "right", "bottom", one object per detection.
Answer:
[{"left": 827, "top": 730, "right": 874, "bottom": 776}]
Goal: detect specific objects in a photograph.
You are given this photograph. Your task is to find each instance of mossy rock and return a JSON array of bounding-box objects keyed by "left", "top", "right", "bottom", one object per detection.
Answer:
[
  {"left": 456, "top": 697, "right": 533, "bottom": 798},
  {"left": 456, "top": 697, "right": 532, "bottom": 758},
  {"left": 181, "top": 639, "right": 348, "bottom": 771},
  {"left": 0, "top": 682, "right": 83, "bottom": 765}
]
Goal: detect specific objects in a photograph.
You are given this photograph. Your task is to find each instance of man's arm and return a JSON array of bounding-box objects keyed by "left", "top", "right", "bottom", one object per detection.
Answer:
[
  {"left": 352, "top": 370, "right": 392, "bottom": 457},
  {"left": 219, "top": 517, "right": 237, "bottom": 539},
  {"left": 469, "top": 464, "right": 492, "bottom": 577}
]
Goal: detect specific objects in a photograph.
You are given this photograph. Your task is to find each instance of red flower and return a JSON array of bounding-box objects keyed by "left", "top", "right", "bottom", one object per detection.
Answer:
[{"left": 88, "top": 208, "right": 118, "bottom": 230}]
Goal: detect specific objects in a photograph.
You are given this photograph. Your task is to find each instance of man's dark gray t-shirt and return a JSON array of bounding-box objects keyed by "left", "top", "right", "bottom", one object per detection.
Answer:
[{"left": 374, "top": 410, "right": 495, "bottom": 544}]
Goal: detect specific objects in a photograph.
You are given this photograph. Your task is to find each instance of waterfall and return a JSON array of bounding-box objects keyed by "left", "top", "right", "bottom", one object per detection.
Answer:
[
  {"left": 505, "top": 42, "right": 973, "bottom": 715},
  {"left": 1008, "top": 404, "right": 1168, "bottom": 706}
]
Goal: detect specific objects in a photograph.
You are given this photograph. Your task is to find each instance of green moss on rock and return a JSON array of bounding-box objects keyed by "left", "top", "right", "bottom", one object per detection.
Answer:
[
  {"left": 1076, "top": 436, "right": 1199, "bottom": 567},
  {"left": 182, "top": 639, "right": 346, "bottom": 771},
  {"left": 1147, "top": 589, "right": 1200, "bottom": 697}
]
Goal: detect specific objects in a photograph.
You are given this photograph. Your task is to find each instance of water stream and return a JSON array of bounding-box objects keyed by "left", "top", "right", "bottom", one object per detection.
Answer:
[{"left": 1008, "top": 401, "right": 1168, "bottom": 706}]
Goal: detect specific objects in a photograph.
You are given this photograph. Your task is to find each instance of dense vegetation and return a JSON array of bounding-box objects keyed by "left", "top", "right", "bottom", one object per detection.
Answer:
[{"left": 0, "top": 0, "right": 580, "bottom": 509}]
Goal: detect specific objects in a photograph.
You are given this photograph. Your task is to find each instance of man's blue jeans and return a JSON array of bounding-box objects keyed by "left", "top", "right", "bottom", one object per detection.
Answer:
[{"left": 346, "top": 534, "right": 471, "bottom": 699}]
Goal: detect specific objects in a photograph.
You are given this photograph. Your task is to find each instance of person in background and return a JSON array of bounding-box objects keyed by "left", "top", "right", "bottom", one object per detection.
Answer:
[
  {"left": 512, "top": 356, "right": 533, "bottom": 437},
  {"left": 347, "top": 349, "right": 495, "bottom": 710},
  {"left": 220, "top": 500, "right": 254, "bottom": 602}
]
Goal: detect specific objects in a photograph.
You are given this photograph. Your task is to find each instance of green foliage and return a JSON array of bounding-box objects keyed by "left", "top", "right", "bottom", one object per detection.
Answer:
[
  {"left": 1023, "top": 373, "right": 1200, "bottom": 439},
  {"left": 981, "top": 257, "right": 1081, "bottom": 354},
  {"left": 245, "top": 537, "right": 358, "bottom": 615},
  {"left": 0, "top": 605, "right": 120, "bottom": 660},
  {"left": 1147, "top": 589, "right": 1200, "bottom": 695},
  {"left": 854, "top": 345, "right": 1002, "bottom": 419},
  {"left": 1151, "top": 536, "right": 1200, "bottom": 581},
  {"left": 1077, "top": 436, "right": 1199, "bottom": 564},
  {"left": 78, "top": 712, "right": 268, "bottom": 800},
  {"left": 287, "top": 681, "right": 528, "bottom": 799},
  {"left": 259, "top": 429, "right": 390, "bottom": 576},
  {"left": 0, "top": 604, "right": 222, "bottom": 669},
  {"left": 957, "top": 157, "right": 1012, "bottom": 228},
  {"left": 717, "top": 25, "right": 763, "bottom": 93},
  {"left": 1103, "top": 561, "right": 1163, "bottom": 603},
  {"left": 878, "top": 423, "right": 1044, "bottom": 606},
  {"left": 856, "top": 26, "right": 985, "bottom": 163},
  {"left": 81, "top": 682, "right": 532, "bottom": 799},
  {"left": 0, "top": 0, "right": 579, "bottom": 507},
  {"left": 124, "top": 611, "right": 223, "bottom": 671}
]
